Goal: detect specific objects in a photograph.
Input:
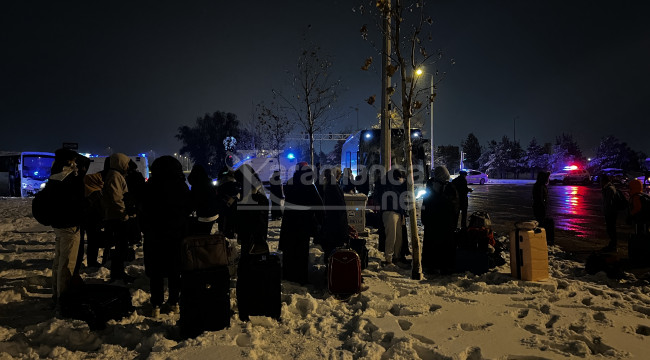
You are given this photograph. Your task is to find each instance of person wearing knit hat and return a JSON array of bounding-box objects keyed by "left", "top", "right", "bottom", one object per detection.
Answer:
[{"left": 421, "top": 165, "right": 459, "bottom": 275}]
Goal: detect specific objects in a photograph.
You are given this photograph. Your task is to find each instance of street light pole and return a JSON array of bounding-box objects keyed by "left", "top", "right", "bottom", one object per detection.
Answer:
[{"left": 430, "top": 74, "right": 434, "bottom": 171}]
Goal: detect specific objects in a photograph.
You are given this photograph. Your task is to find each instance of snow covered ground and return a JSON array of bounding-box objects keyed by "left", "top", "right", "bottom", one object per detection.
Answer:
[{"left": 1, "top": 197, "right": 650, "bottom": 359}]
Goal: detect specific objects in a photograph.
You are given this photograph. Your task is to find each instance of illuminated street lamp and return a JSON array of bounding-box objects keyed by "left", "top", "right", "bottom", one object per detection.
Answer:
[{"left": 415, "top": 68, "right": 434, "bottom": 171}]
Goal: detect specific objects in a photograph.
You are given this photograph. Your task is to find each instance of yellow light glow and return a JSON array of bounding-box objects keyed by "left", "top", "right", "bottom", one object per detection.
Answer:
[{"left": 415, "top": 69, "right": 423, "bottom": 76}]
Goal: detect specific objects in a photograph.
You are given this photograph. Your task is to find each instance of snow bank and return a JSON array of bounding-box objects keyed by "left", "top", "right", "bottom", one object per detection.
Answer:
[{"left": 0, "top": 197, "right": 649, "bottom": 359}]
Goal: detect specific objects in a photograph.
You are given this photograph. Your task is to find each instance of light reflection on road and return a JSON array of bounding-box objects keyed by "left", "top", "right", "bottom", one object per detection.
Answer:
[{"left": 466, "top": 183, "right": 605, "bottom": 239}]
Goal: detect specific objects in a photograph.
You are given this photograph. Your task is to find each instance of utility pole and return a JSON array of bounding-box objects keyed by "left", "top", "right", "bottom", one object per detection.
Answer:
[
  {"left": 430, "top": 74, "right": 434, "bottom": 171},
  {"left": 380, "top": 2, "right": 392, "bottom": 171}
]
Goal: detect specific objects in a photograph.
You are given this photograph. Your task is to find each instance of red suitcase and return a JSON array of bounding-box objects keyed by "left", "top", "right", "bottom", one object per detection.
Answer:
[{"left": 327, "top": 248, "right": 361, "bottom": 296}]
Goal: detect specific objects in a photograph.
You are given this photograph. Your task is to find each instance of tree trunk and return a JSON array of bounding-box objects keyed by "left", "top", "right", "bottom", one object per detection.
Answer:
[{"left": 403, "top": 116, "right": 423, "bottom": 280}]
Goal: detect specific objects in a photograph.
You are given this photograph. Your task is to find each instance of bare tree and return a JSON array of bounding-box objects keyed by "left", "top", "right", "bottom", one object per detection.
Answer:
[
  {"left": 358, "top": 0, "right": 452, "bottom": 280},
  {"left": 274, "top": 39, "right": 341, "bottom": 166},
  {"left": 256, "top": 101, "right": 292, "bottom": 168}
]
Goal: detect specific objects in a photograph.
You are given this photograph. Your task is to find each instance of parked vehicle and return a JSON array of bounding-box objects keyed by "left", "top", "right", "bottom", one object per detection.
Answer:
[
  {"left": 465, "top": 170, "right": 488, "bottom": 185},
  {"left": 592, "top": 168, "right": 628, "bottom": 185},
  {"left": 550, "top": 165, "right": 590, "bottom": 185},
  {"left": 0, "top": 151, "right": 55, "bottom": 197}
]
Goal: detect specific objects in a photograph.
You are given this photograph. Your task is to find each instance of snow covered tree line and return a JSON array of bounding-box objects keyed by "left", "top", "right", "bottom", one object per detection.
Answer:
[{"left": 456, "top": 133, "right": 647, "bottom": 179}]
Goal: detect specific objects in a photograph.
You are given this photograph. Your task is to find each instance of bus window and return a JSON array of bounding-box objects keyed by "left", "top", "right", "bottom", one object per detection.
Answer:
[
  {"left": 21, "top": 153, "right": 55, "bottom": 197},
  {"left": 22, "top": 155, "right": 55, "bottom": 181}
]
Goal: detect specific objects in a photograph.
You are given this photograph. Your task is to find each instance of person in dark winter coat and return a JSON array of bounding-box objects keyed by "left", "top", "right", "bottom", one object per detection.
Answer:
[
  {"left": 320, "top": 167, "right": 349, "bottom": 261},
  {"left": 234, "top": 164, "right": 270, "bottom": 258},
  {"left": 279, "top": 163, "right": 324, "bottom": 284},
  {"left": 187, "top": 164, "right": 220, "bottom": 235},
  {"left": 421, "top": 166, "right": 459, "bottom": 274},
  {"left": 532, "top": 171, "right": 550, "bottom": 221},
  {"left": 340, "top": 167, "right": 356, "bottom": 194},
  {"left": 47, "top": 148, "right": 85, "bottom": 309},
  {"left": 142, "top": 156, "right": 192, "bottom": 316},
  {"left": 532, "top": 171, "right": 555, "bottom": 245},
  {"left": 600, "top": 174, "right": 619, "bottom": 252},
  {"left": 378, "top": 168, "right": 408, "bottom": 267},
  {"left": 269, "top": 170, "right": 284, "bottom": 220},
  {"left": 216, "top": 168, "right": 239, "bottom": 238},
  {"left": 451, "top": 171, "right": 473, "bottom": 229},
  {"left": 102, "top": 153, "right": 136, "bottom": 282},
  {"left": 81, "top": 157, "right": 110, "bottom": 268}
]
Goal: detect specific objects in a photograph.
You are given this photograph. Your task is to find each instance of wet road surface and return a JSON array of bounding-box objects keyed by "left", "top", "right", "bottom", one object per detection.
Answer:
[{"left": 466, "top": 183, "right": 632, "bottom": 261}]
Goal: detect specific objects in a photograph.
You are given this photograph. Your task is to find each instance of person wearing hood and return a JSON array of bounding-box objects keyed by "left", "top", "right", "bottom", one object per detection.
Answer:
[
  {"left": 102, "top": 153, "right": 135, "bottom": 282},
  {"left": 319, "top": 167, "right": 349, "bottom": 262},
  {"left": 279, "top": 163, "right": 323, "bottom": 284},
  {"left": 187, "top": 164, "right": 219, "bottom": 234},
  {"left": 142, "top": 156, "right": 192, "bottom": 316},
  {"left": 81, "top": 157, "right": 110, "bottom": 268},
  {"left": 47, "top": 148, "right": 85, "bottom": 310},
  {"left": 234, "top": 164, "right": 270, "bottom": 258},
  {"left": 421, "top": 166, "right": 459, "bottom": 275}
]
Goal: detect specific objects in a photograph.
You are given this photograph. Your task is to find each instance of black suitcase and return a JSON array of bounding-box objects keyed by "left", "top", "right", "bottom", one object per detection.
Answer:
[
  {"left": 180, "top": 267, "right": 231, "bottom": 338},
  {"left": 61, "top": 283, "right": 134, "bottom": 330},
  {"left": 236, "top": 252, "right": 282, "bottom": 321}
]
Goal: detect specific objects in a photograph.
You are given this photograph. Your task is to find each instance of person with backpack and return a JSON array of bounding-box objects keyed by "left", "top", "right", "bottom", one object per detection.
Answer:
[
  {"left": 234, "top": 164, "right": 270, "bottom": 258},
  {"left": 187, "top": 164, "right": 220, "bottom": 235},
  {"left": 451, "top": 170, "right": 473, "bottom": 230},
  {"left": 600, "top": 174, "right": 620, "bottom": 252},
  {"left": 319, "top": 167, "right": 349, "bottom": 262},
  {"left": 279, "top": 163, "right": 323, "bottom": 284},
  {"left": 421, "top": 166, "right": 459, "bottom": 275},
  {"left": 102, "top": 153, "right": 136, "bottom": 283},
  {"left": 142, "top": 156, "right": 192, "bottom": 316},
  {"left": 46, "top": 148, "right": 85, "bottom": 311}
]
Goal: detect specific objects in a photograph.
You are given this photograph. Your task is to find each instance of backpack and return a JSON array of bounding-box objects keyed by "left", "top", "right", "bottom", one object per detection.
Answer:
[
  {"left": 32, "top": 184, "right": 54, "bottom": 226},
  {"left": 469, "top": 211, "right": 492, "bottom": 229}
]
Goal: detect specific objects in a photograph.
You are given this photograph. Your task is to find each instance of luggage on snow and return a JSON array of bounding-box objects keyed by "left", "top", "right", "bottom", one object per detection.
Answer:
[
  {"left": 327, "top": 248, "right": 362, "bottom": 296},
  {"left": 180, "top": 266, "right": 231, "bottom": 338},
  {"left": 60, "top": 283, "right": 134, "bottom": 330},
  {"left": 181, "top": 233, "right": 231, "bottom": 272},
  {"left": 236, "top": 252, "right": 282, "bottom": 321},
  {"left": 509, "top": 226, "right": 549, "bottom": 281}
]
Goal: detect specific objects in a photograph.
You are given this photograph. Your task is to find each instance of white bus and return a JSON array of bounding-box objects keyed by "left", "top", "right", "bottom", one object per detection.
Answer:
[{"left": 0, "top": 151, "right": 56, "bottom": 197}]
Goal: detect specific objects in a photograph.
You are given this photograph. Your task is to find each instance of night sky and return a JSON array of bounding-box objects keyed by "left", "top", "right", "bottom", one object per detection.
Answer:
[{"left": 2, "top": 0, "right": 649, "bottom": 157}]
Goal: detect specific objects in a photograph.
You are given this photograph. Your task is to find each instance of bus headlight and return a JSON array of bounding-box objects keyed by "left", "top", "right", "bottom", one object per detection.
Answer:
[{"left": 40, "top": 183, "right": 46, "bottom": 189}]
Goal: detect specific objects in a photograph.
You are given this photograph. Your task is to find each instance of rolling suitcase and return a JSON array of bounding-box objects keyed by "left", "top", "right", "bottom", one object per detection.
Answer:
[
  {"left": 180, "top": 266, "right": 231, "bottom": 338},
  {"left": 236, "top": 252, "right": 282, "bottom": 321},
  {"left": 327, "top": 248, "right": 361, "bottom": 296},
  {"left": 61, "top": 283, "right": 134, "bottom": 330},
  {"left": 509, "top": 227, "right": 549, "bottom": 281}
]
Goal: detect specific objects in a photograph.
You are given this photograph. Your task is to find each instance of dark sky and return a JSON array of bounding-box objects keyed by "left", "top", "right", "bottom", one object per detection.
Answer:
[{"left": 2, "top": 0, "right": 649, "bottom": 157}]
